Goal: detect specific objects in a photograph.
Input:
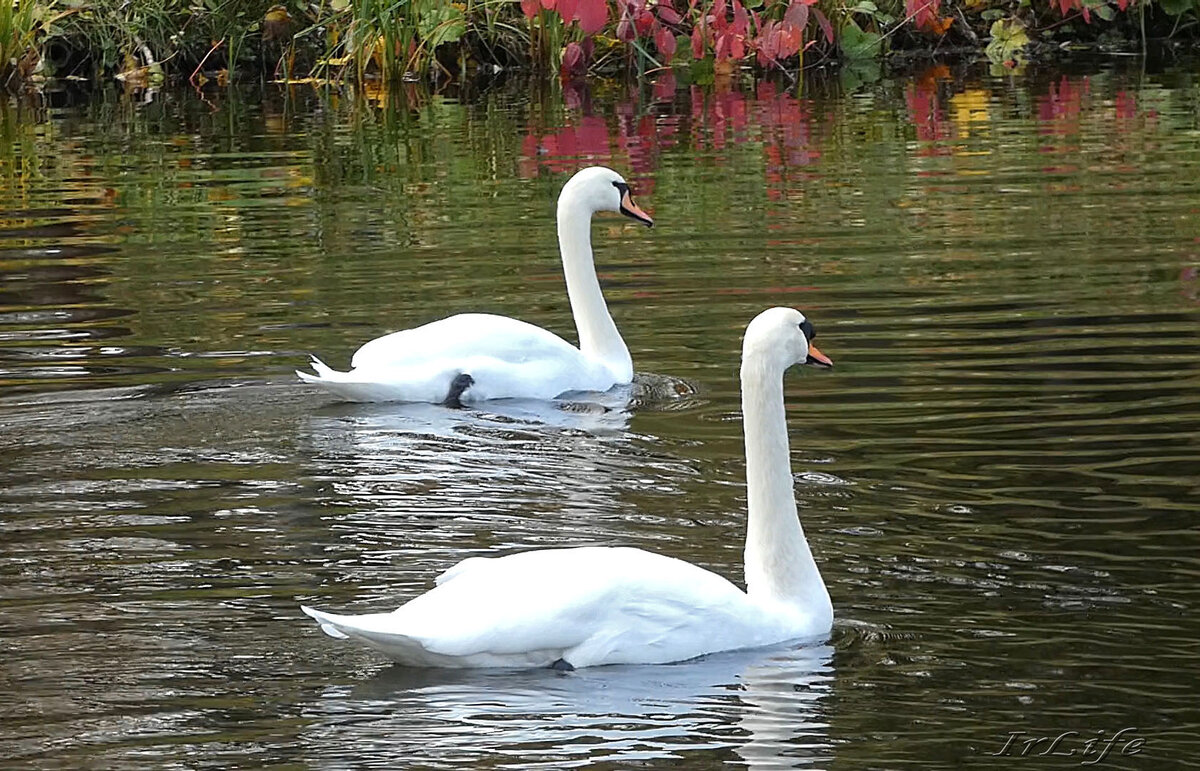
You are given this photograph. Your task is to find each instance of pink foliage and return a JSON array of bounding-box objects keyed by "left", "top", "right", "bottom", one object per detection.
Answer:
[
  {"left": 576, "top": 0, "right": 609, "bottom": 34},
  {"left": 616, "top": 11, "right": 636, "bottom": 40},
  {"left": 655, "top": 24, "right": 678, "bottom": 57},
  {"left": 558, "top": 0, "right": 579, "bottom": 23},
  {"left": 561, "top": 41, "right": 587, "bottom": 75},
  {"left": 535, "top": 0, "right": 836, "bottom": 76}
]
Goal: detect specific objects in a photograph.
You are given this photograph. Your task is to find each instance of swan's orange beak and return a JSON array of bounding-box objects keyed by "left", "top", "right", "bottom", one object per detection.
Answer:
[
  {"left": 619, "top": 189, "right": 654, "bottom": 228},
  {"left": 805, "top": 344, "right": 833, "bottom": 368}
]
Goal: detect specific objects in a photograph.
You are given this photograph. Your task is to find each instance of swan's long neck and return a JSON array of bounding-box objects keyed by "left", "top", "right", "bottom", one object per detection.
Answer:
[
  {"left": 557, "top": 195, "right": 632, "bottom": 380},
  {"left": 741, "top": 356, "right": 831, "bottom": 619}
]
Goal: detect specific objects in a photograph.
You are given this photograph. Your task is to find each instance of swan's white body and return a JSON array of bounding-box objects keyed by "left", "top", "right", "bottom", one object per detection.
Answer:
[
  {"left": 301, "top": 308, "right": 835, "bottom": 669},
  {"left": 297, "top": 167, "right": 652, "bottom": 404}
]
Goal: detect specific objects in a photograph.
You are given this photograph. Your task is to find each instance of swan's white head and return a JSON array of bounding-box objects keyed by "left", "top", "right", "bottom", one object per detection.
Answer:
[
  {"left": 561, "top": 166, "right": 654, "bottom": 227},
  {"left": 742, "top": 307, "right": 833, "bottom": 372}
]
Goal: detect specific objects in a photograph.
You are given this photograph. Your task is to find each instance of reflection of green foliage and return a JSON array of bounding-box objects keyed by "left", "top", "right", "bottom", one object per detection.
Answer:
[{"left": 1, "top": 72, "right": 1197, "bottom": 391}]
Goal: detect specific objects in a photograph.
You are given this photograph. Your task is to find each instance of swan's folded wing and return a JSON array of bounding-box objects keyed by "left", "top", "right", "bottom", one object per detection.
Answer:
[
  {"left": 388, "top": 547, "right": 751, "bottom": 662},
  {"left": 351, "top": 313, "right": 582, "bottom": 371}
]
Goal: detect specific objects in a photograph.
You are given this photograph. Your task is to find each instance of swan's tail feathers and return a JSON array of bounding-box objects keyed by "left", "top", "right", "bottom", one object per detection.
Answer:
[
  {"left": 300, "top": 605, "right": 463, "bottom": 666},
  {"left": 301, "top": 605, "right": 351, "bottom": 639},
  {"left": 295, "top": 356, "right": 399, "bottom": 402},
  {"left": 296, "top": 354, "right": 340, "bottom": 384}
]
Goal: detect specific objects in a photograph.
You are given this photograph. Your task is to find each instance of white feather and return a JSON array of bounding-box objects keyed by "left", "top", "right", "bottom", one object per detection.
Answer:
[
  {"left": 297, "top": 167, "right": 650, "bottom": 403},
  {"left": 300, "top": 308, "right": 836, "bottom": 669}
]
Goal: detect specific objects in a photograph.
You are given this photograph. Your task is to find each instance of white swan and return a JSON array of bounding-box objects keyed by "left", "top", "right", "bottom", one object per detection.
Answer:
[
  {"left": 296, "top": 166, "right": 654, "bottom": 404},
  {"left": 300, "top": 307, "right": 835, "bottom": 669}
]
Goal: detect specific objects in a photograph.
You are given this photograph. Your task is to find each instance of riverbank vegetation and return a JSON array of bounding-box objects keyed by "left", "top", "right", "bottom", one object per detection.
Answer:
[{"left": 2, "top": 0, "right": 1197, "bottom": 90}]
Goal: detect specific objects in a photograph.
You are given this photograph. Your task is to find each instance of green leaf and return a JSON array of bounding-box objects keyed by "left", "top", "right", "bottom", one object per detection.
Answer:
[
  {"left": 1095, "top": 4, "right": 1117, "bottom": 19},
  {"left": 1158, "top": 0, "right": 1196, "bottom": 15},
  {"left": 985, "top": 17, "right": 1030, "bottom": 64},
  {"left": 850, "top": 1, "right": 878, "bottom": 13},
  {"left": 840, "top": 18, "right": 882, "bottom": 60},
  {"left": 690, "top": 57, "right": 714, "bottom": 85},
  {"left": 981, "top": 8, "right": 1005, "bottom": 19}
]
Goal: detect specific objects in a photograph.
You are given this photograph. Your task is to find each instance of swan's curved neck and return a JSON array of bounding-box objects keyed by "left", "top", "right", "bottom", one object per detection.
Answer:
[
  {"left": 741, "top": 357, "right": 831, "bottom": 619},
  {"left": 557, "top": 195, "right": 632, "bottom": 380}
]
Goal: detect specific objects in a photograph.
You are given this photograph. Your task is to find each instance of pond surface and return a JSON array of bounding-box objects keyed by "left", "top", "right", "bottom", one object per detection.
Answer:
[{"left": 1, "top": 63, "right": 1199, "bottom": 769}]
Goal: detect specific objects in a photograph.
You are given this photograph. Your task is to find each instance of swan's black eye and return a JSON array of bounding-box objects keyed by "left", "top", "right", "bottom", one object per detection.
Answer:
[{"left": 799, "top": 319, "right": 815, "bottom": 342}]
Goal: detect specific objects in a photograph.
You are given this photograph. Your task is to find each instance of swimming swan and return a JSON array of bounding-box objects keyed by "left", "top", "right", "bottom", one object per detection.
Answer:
[
  {"left": 300, "top": 307, "right": 835, "bottom": 669},
  {"left": 296, "top": 166, "right": 654, "bottom": 404}
]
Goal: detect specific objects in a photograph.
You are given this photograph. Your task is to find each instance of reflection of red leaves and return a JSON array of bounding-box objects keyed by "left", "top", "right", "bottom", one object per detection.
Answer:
[
  {"left": 519, "top": 82, "right": 822, "bottom": 204},
  {"left": 904, "top": 73, "right": 950, "bottom": 152},
  {"left": 653, "top": 70, "right": 677, "bottom": 101},
  {"left": 1114, "top": 90, "right": 1137, "bottom": 121}
]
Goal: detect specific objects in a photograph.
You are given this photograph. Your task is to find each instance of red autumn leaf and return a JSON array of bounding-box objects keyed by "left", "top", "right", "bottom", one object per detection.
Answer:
[
  {"left": 561, "top": 41, "right": 585, "bottom": 74},
  {"left": 928, "top": 15, "right": 953, "bottom": 34},
  {"left": 784, "top": 0, "right": 808, "bottom": 31},
  {"left": 812, "top": 6, "right": 833, "bottom": 42},
  {"left": 732, "top": 0, "right": 749, "bottom": 33},
  {"left": 656, "top": 4, "right": 683, "bottom": 24},
  {"left": 521, "top": 0, "right": 540, "bottom": 18},
  {"left": 577, "top": 0, "right": 608, "bottom": 33},
  {"left": 730, "top": 34, "right": 745, "bottom": 58},
  {"left": 635, "top": 8, "right": 656, "bottom": 34},
  {"left": 617, "top": 12, "right": 636, "bottom": 39},
  {"left": 757, "top": 22, "right": 778, "bottom": 58},
  {"left": 691, "top": 25, "right": 706, "bottom": 57},
  {"left": 781, "top": 24, "right": 802, "bottom": 55},
  {"left": 715, "top": 32, "right": 730, "bottom": 60},
  {"left": 712, "top": 0, "right": 727, "bottom": 26},
  {"left": 655, "top": 24, "right": 677, "bottom": 56}
]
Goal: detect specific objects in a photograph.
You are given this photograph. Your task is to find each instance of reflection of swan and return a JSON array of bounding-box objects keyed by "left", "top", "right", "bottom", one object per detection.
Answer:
[
  {"left": 296, "top": 166, "right": 653, "bottom": 404},
  {"left": 300, "top": 307, "right": 835, "bottom": 668},
  {"left": 299, "top": 642, "right": 834, "bottom": 768}
]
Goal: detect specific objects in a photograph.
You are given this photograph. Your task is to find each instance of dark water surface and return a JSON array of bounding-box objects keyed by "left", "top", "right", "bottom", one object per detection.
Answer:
[{"left": 2, "top": 65, "right": 1198, "bottom": 769}]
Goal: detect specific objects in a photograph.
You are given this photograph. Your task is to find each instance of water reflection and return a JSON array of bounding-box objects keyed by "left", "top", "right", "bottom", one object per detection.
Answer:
[
  {"left": 303, "top": 643, "right": 834, "bottom": 769},
  {"left": 1, "top": 64, "right": 1199, "bottom": 770},
  {"left": 294, "top": 388, "right": 705, "bottom": 587}
]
